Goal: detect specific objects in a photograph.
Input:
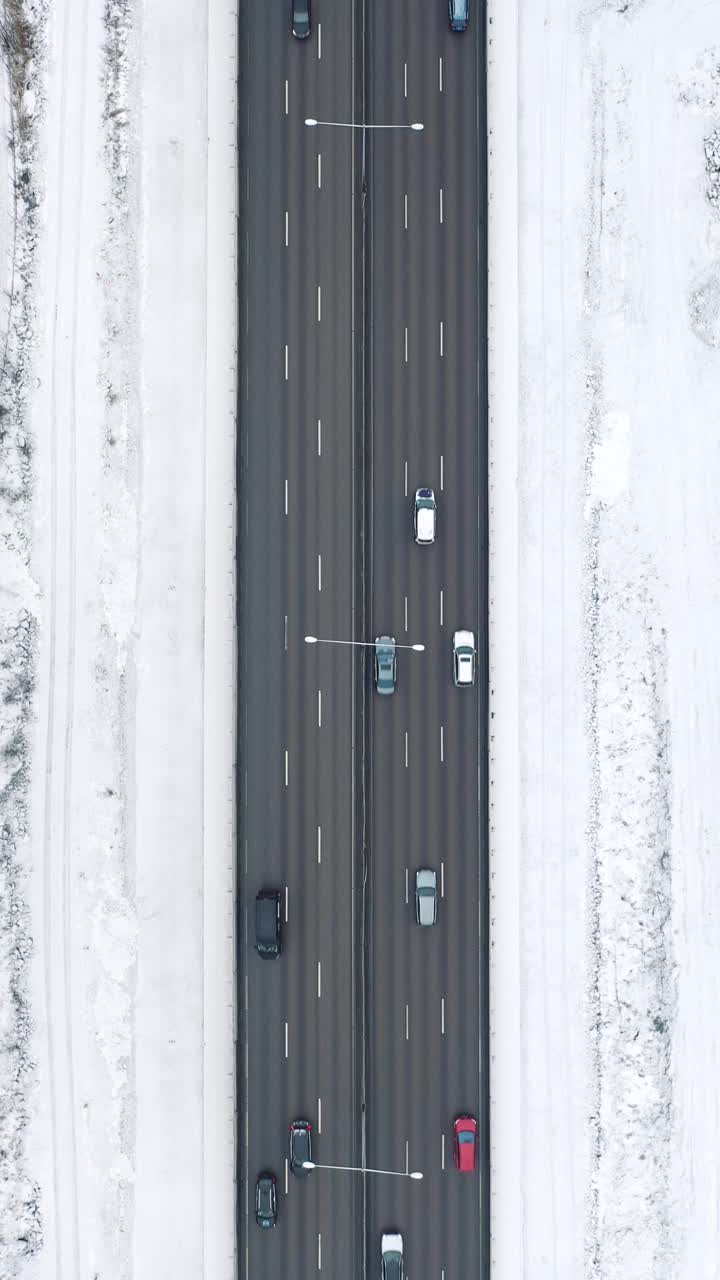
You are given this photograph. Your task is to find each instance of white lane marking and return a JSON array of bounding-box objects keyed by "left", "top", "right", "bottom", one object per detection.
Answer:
[
  {"left": 404, "top": 61, "right": 408, "bottom": 98},
  {"left": 404, "top": 326, "right": 408, "bottom": 363},
  {"left": 285, "top": 750, "right": 289, "bottom": 787},
  {"left": 439, "top": 56, "right": 443, "bottom": 92},
  {"left": 404, "top": 595, "right": 408, "bottom": 633},
  {"left": 317, "top": 418, "right": 322, "bottom": 456},
  {"left": 285, "top": 478, "right": 288, "bottom": 515},
  {"left": 285, "top": 209, "right": 289, "bottom": 246},
  {"left": 285, "top": 78, "right": 289, "bottom": 115},
  {"left": 285, "top": 1021, "right": 289, "bottom": 1058},
  {"left": 318, "top": 22, "right": 322, "bottom": 59},
  {"left": 285, "top": 885, "right": 289, "bottom": 922},
  {"left": 439, "top": 187, "right": 444, "bottom": 224},
  {"left": 317, "top": 825, "right": 322, "bottom": 864},
  {"left": 405, "top": 1004, "right": 409, "bottom": 1041},
  {"left": 405, "top": 1139, "right": 409, "bottom": 1174},
  {"left": 440, "top": 453, "right": 444, "bottom": 490},
  {"left": 404, "top": 192, "right": 408, "bottom": 230},
  {"left": 440, "top": 321, "right": 444, "bottom": 357},
  {"left": 284, "top": 344, "right": 289, "bottom": 380},
  {"left": 440, "top": 589, "right": 444, "bottom": 627},
  {"left": 441, "top": 861, "right": 445, "bottom": 898},
  {"left": 404, "top": 459, "right": 408, "bottom": 497},
  {"left": 318, "top": 1234, "right": 322, "bottom": 1271},
  {"left": 441, "top": 1132, "right": 446, "bottom": 1170},
  {"left": 285, "top": 1158, "right": 289, "bottom": 1194},
  {"left": 440, "top": 724, "right": 444, "bottom": 763},
  {"left": 317, "top": 153, "right": 322, "bottom": 189},
  {"left": 318, "top": 689, "right": 322, "bottom": 727},
  {"left": 318, "top": 554, "right": 322, "bottom": 592},
  {"left": 317, "top": 961, "right": 322, "bottom": 999},
  {"left": 284, "top": 615, "right": 288, "bottom": 651},
  {"left": 318, "top": 1096, "right": 322, "bottom": 1134},
  {"left": 441, "top": 997, "right": 445, "bottom": 1035},
  {"left": 317, "top": 285, "right": 322, "bottom": 322},
  {"left": 405, "top": 867, "right": 409, "bottom": 904},
  {"left": 405, "top": 731, "right": 409, "bottom": 769}
]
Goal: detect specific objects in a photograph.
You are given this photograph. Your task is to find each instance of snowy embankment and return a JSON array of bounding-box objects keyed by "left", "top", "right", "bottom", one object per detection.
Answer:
[
  {"left": 0, "top": 0, "right": 237, "bottom": 1277},
  {"left": 491, "top": 1, "right": 720, "bottom": 1277}
]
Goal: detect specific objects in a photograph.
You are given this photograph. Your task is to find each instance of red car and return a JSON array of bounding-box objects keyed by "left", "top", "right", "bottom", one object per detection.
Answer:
[{"left": 453, "top": 1115, "right": 478, "bottom": 1172}]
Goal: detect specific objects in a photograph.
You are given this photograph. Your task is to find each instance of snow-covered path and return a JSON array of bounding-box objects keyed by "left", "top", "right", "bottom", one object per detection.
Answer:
[
  {"left": 0, "top": 0, "right": 237, "bottom": 1275},
  {"left": 490, "top": 0, "right": 720, "bottom": 1276}
]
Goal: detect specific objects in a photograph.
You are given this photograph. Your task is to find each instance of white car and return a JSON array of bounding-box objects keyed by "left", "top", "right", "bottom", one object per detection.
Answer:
[
  {"left": 452, "top": 630, "right": 476, "bottom": 686},
  {"left": 415, "top": 869, "right": 437, "bottom": 926},
  {"left": 381, "top": 1233, "right": 404, "bottom": 1280},
  {"left": 413, "top": 488, "right": 436, "bottom": 544}
]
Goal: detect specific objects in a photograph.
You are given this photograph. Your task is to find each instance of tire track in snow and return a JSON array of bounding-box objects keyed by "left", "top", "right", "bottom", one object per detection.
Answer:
[{"left": 42, "top": 3, "right": 89, "bottom": 1275}]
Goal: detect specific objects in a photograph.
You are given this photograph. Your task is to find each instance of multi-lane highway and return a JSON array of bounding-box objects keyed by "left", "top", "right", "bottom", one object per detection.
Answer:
[{"left": 238, "top": 3, "right": 487, "bottom": 1277}]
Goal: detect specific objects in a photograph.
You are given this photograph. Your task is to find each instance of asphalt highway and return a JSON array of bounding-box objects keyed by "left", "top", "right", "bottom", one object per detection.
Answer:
[
  {"left": 238, "top": 3, "right": 488, "bottom": 1278},
  {"left": 365, "top": 3, "right": 488, "bottom": 1278}
]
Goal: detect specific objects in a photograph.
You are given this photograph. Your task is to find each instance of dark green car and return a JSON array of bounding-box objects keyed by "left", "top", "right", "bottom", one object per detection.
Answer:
[{"left": 374, "top": 636, "right": 397, "bottom": 695}]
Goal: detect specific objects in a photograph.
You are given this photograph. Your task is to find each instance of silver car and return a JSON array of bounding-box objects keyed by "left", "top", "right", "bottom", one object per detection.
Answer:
[
  {"left": 415, "top": 868, "right": 437, "bottom": 926},
  {"left": 452, "top": 630, "right": 476, "bottom": 687},
  {"left": 413, "top": 487, "right": 436, "bottom": 544}
]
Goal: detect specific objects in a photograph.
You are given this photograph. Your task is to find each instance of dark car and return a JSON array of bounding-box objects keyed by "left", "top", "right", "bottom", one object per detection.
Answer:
[
  {"left": 289, "top": 1118, "right": 312, "bottom": 1176},
  {"left": 255, "top": 1172, "right": 277, "bottom": 1228},
  {"left": 292, "top": 0, "right": 310, "bottom": 38},
  {"left": 448, "top": 0, "right": 469, "bottom": 31},
  {"left": 453, "top": 1115, "right": 478, "bottom": 1172},
  {"left": 374, "top": 635, "right": 397, "bottom": 695},
  {"left": 255, "top": 889, "right": 282, "bottom": 958}
]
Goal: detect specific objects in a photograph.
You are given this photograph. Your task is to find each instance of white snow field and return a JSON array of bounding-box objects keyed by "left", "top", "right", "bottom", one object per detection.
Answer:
[
  {"left": 490, "top": 0, "right": 720, "bottom": 1277},
  {"left": 0, "top": 1, "right": 237, "bottom": 1277}
]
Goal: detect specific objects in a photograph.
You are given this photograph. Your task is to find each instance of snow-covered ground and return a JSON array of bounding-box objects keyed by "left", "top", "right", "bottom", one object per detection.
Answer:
[
  {"left": 490, "top": 0, "right": 720, "bottom": 1277},
  {"left": 0, "top": 1, "right": 237, "bottom": 1276}
]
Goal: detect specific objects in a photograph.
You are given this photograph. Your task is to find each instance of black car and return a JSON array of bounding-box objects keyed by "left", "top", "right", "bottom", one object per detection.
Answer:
[
  {"left": 289, "top": 1119, "right": 312, "bottom": 1176},
  {"left": 292, "top": 0, "right": 310, "bottom": 39},
  {"left": 448, "top": 0, "right": 469, "bottom": 31},
  {"left": 255, "top": 889, "right": 282, "bottom": 958},
  {"left": 255, "top": 1172, "right": 277, "bottom": 1228}
]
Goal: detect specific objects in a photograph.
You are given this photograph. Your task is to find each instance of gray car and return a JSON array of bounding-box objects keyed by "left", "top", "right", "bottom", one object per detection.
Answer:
[
  {"left": 415, "top": 869, "right": 438, "bottom": 926},
  {"left": 374, "top": 636, "right": 397, "bottom": 695}
]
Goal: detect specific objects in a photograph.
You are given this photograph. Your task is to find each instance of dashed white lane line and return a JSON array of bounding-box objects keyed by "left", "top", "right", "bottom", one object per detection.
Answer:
[
  {"left": 285, "top": 1158, "right": 289, "bottom": 1194},
  {"left": 284, "top": 344, "right": 289, "bottom": 380},
  {"left": 285, "top": 209, "right": 289, "bottom": 246},
  {"left": 285, "top": 1021, "right": 289, "bottom": 1059},
  {"left": 405, "top": 731, "right": 409, "bottom": 769},
  {"left": 317, "top": 825, "right": 322, "bottom": 864},
  {"left": 405, "top": 867, "right": 409, "bottom": 904},
  {"left": 317, "top": 961, "right": 322, "bottom": 999},
  {"left": 439, "top": 55, "right": 443, "bottom": 92},
  {"left": 440, "top": 453, "right": 444, "bottom": 490},
  {"left": 285, "top": 78, "right": 289, "bottom": 115},
  {"left": 404, "top": 325, "right": 408, "bottom": 363},
  {"left": 440, "top": 724, "right": 444, "bottom": 763},
  {"left": 317, "top": 418, "right": 322, "bottom": 456},
  {"left": 317, "top": 285, "right": 321, "bottom": 322},
  {"left": 405, "top": 1139, "right": 409, "bottom": 1174},
  {"left": 404, "top": 192, "right": 408, "bottom": 229},
  {"left": 284, "top": 478, "right": 288, "bottom": 516},
  {"left": 441, "top": 861, "right": 445, "bottom": 898},
  {"left": 317, "top": 153, "right": 322, "bottom": 189},
  {"left": 318, "top": 554, "right": 322, "bottom": 592},
  {"left": 404, "top": 459, "right": 408, "bottom": 497},
  {"left": 404, "top": 61, "right": 407, "bottom": 97},
  {"left": 318, "top": 1096, "right": 322, "bottom": 1134},
  {"left": 284, "top": 615, "right": 288, "bottom": 651},
  {"left": 404, "top": 595, "right": 408, "bottom": 633},
  {"left": 440, "top": 589, "right": 444, "bottom": 627},
  {"left": 285, "top": 750, "right": 289, "bottom": 787},
  {"left": 441, "top": 1132, "right": 446, "bottom": 1170},
  {"left": 318, "top": 1234, "right": 322, "bottom": 1271},
  {"left": 285, "top": 885, "right": 289, "bottom": 922},
  {"left": 441, "top": 997, "right": 445, "bottom": 1035},
  {"left": 405, "top": 1003, "right": 410, "bottom": 1041},
  {"left": 440, "top": 320, "right": 444, "bottom": 357},
  {"left": 439, "top": 186, "right": 444, "bottom": 224},
  {"left": 318, "top": 21, "right": 322, "bottom": 59},
  {"left": 318, "top": 689, "right": 322, "bottom": 727}
]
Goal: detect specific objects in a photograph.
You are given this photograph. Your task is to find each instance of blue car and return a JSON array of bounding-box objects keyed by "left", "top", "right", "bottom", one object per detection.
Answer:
[
  {"left": 449, "top": 0, "right": 469, "bottom": 32},
  {"left": 374, "top": 636, "right": 397, "bottom": 696}
]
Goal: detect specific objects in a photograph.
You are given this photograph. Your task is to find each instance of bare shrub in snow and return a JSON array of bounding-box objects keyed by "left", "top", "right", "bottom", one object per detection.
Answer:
[{"left": 688, "top": 262, "right": 720, "bottom": 349}]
